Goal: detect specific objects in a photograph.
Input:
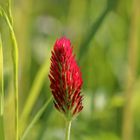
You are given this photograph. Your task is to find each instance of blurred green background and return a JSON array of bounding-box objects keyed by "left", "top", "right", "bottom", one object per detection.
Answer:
[{"left": 0, "top": 0, "right": 140, "bottom": 140}]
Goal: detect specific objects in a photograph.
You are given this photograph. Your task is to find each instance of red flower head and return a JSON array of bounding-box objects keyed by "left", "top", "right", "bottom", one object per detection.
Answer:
[{"left": 49, "top": 37, "right": 83, "bottom": 120}]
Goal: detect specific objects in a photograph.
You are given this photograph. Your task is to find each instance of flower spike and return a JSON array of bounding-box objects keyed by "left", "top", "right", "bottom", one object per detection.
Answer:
[{"left": 49, "top": 37, "right": 83, "bottom": 120}]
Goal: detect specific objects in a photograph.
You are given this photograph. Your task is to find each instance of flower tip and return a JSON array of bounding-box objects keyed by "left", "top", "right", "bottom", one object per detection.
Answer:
[{"left": 55, "top": 36, "right": 71, "bottom": 49}]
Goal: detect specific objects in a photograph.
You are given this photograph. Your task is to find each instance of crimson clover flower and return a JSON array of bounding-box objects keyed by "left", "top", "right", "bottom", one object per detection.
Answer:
[{"left": 49, "top": 37, "right": 83, "bottom": 120}]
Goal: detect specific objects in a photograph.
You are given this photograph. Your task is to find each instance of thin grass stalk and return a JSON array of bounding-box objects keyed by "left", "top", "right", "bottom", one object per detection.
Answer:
[
  {"left": 0, "top": 34, "right": 5, "bottom": 140},
  {"left": 1, "top": 9, "right": 19, "bottom": 140},
  {"left": 8, "top": 0, "right": 13, "bottom": 25},
  {"left": 0, "top": 35, "right": 4, "bottom": 123}
]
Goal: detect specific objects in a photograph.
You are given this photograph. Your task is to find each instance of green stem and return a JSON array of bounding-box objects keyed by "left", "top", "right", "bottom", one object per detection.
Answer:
[
  {"left": 65, "top": 121, "right": 72, "bottom": 140},
  {"left": 0, "top": 35, "right": 4, "bottom": 118},
  {"left": 1, "top": 8, "right": 19, "bottom": 140},
  {"left": 8, "top": 0, "right": 13, "bottom": 25},
  {"left": 0, "top": 34, "right": 5, "bottom": 140}
]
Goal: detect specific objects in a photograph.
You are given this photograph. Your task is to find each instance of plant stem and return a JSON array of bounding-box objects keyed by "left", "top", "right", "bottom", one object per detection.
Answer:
[
  {"left": 8, "top": 0, "right": 13, "bottom": 25},
  {"left": 1, "top": 9, "right": 19, "bottom": 140},
  {"left": 0, "top": 35, "right": 4, "bottom": 118},
  {"left": 0, "top": 34, "right": 5, "bottom": 140},
  {"left": 65, "top": 121, "right": 72, "bottom": 140}
]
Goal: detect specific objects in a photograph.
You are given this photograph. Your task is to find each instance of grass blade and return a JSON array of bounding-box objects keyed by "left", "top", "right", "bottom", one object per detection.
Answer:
[
  {"left": 21, "top": 96, "right": 52, "bottom": 140},
  {"left": 78, "top": 0, "right": 119, "bottom": 61},
  {"left": 20, "top": 56, "right": 51, "bottom": 133}
]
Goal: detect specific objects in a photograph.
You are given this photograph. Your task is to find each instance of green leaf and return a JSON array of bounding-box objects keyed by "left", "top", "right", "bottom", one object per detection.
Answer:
[
  {"left": 21, "top": 96, "right": 52, "bottom": 140},
  {"left": 20, "top": 52, "right": 51, "bottom": 133},
  {"left": 78, "top": 0, "right": 119, "bottom": 61}
]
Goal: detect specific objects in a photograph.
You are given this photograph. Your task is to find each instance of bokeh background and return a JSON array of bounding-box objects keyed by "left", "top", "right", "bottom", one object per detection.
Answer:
[{"left": 0, "top": 0, "right": 140, "bottom": 140}]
